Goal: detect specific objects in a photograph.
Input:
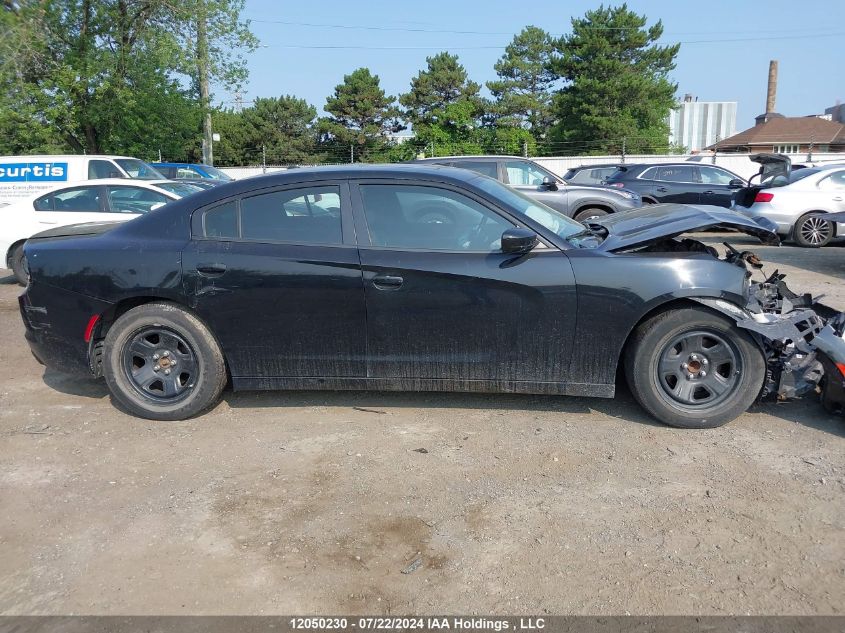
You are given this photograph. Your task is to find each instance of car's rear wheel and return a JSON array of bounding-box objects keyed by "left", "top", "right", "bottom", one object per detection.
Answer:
[
  {"left": 10, "top": 243, "right": 27, "bottom": 285},
  {"left": 573, "top": 207, "right": 609, "bottom": 222},
  {"left": 793, "top": 213, "right": 833, "bottom": 248},
  {"left": 103, "top": 302, "right": 227, "bottom": 420},
  {"left": 625, "top": 306, "right": 765, "bottom": 428}
]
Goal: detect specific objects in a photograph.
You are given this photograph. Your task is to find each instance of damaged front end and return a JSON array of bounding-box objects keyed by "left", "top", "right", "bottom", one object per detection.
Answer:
[{"left": 695, "top": 258, "right": 845, "bottom": 415}]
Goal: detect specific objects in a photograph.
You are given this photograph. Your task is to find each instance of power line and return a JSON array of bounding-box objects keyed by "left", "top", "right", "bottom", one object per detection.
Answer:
[{"left": 257, "top": 31, "right": 845, "bottom": 50}]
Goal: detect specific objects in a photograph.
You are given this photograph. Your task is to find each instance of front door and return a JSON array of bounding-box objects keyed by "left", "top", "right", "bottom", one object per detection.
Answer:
[
  {"left": 182, "top": 182, "right": 367, "bottom": 378},
  {"left": 502, "top": 159, "right": 569, "bottom": 213},
  {"left": 352, "top": 180, "right": 578, "bottom": 384},
  {"left": 696, "top": 165, "right": 742, "bottom": 208}
]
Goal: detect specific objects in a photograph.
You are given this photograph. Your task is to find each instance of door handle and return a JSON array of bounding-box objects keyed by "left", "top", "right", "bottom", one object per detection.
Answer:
[
  {"left": 833, "top": 196, "right": 843, "bottom": 202},
  {"left": 372, "top": 274, "right": 403, "bottom": 290},
  {"left": 702, "top": 190, "right": 715, "bottom": 195},
  {"left": 656, "top": 186, "right": 668, "bottom": 192},
  {"left": 38, "top": 221, "right": 58, "bottom": 225},
  {"left": 196, "top": 262, "right": 227, "bottom": 276}
]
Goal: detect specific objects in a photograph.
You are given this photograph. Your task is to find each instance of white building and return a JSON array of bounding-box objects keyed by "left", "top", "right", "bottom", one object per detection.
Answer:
[{"left": 668, "top": 95, "right": 737, "bottom": 152}]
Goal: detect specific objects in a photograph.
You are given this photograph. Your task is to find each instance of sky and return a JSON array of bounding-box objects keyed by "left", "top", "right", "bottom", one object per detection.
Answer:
[{"left": 232, "top": 0, "right": 845, "bottom": 132}]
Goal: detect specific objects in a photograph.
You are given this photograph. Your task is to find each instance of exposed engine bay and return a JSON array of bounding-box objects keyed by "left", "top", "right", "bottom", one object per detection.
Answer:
[{"left": 629, "top": 235, "right": 845, "bottom": 414}]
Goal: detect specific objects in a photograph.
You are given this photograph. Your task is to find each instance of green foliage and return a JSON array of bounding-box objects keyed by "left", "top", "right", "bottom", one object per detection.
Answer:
[
  {"left": 487, "top": 26, "right": 558, "bottom": 140},
  {"left": 548, "top": 3, "right": 680, "bottom": 155},
  {"left": 400, "top": 52, "right": 491, "bottom": 156},
  {"left": 319, "top": 68, "right": 403, "bottom": 162},
  {"left": 0, "top": 0, "right": 255, "bottom": 157}
]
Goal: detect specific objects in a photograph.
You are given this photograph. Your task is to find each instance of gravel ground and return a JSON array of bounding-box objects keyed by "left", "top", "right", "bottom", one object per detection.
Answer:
[{"left": 0, "top": 233, "right": 843, "bottom": 615}]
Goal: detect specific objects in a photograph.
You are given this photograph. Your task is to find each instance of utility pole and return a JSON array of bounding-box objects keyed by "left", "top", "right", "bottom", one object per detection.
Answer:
[
  {"left": 262, "top": 145, "right": 266, "bottom": 173},
  {"left": 350, "top": 144, "right": 354, "bottom": 164},
  {"left": 429, "top": 141, "right": 434, "bottom": 158},
  {"left": 807, "top": 136, "right": 815, "bottom": 162},
  {"left": 198, "top": 6, "right": 213, "bottom": 166},
  {"left": 712, "top": 134, "right": 720, "bottom": 164},
  {"left": 621, "top": 137, "right": 626, "bottom": 164},
  {"left": 522, "top": 139, "right": 528, "bottom": 158}
]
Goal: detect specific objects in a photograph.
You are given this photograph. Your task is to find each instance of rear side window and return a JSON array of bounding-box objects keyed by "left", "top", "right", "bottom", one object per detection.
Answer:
[
  {"left": 38, "top": 186, "right": 102, "bottom": 212},
  {"left": 657, "top": 165, "right": 696, "bottom": 183},
  {"left": 200, "top": 186, "right": 343, "bottom": 245},
  {"left": 451, "top": 161, "right": 498, "bottom": 179},
  {"left": 203, "top": 201, "right": 238, "bottom": 238},
  {"left": 637, "top": 167, "right": 658, "bottom": 179}
]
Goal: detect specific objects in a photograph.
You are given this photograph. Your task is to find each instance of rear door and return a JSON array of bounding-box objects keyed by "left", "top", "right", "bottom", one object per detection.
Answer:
[
  {"left": 352, "top": 179, "right": 577, "bottom": 384},
  {"left": 182, "top": 181, "right": 367, "bottom": 378},
  {"left": 653, "top": 165, "right": 700, "bottom": 204}
]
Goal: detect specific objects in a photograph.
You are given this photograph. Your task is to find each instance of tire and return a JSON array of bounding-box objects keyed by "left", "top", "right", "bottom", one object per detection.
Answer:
[
  {"left": 793, "top": 213, "right": 833, "bottom": 248},
  {"left": 103, "top": 302, "right": 227, "bottom": 421},
  {"left": 9, "top": 243, "right": 27, "bottom": 286},
  {"left": 625, "top": 306, "right": 765, "bottom": 428},
  {"left": 573, "top": 207, "right": 609, "bottom": 222}
]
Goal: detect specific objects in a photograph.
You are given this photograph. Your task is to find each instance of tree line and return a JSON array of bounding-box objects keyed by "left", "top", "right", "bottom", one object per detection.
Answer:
[{"left": 0, "top": 2, "right": 682, "bottom": 165}]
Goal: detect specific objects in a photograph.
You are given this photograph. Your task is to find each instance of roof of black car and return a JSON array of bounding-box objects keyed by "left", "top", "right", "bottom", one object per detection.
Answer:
[{"left": 238, "top": 163, "right": 481, "bottom": 184}]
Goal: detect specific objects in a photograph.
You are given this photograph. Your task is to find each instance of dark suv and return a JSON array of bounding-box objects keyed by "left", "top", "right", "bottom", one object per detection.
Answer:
[
  {"left": 604, "top": 163, "right": 746, "bottom": 207},
  {"left": 413, "top": 156, "right": 641, "bottom": 221}
]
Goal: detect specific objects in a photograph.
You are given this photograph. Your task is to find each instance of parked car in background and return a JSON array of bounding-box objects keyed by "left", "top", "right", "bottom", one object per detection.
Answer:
[
  {"left": 562, "top": 163, "right": 620, "bottom": 185},
  {"left": 1, "top": 179, "right": 189, "bottom": 284},
  {"left": 412, "top": 156, "right": 641, "bottom": 221},
  {"left": 733, "top": 154, "right": 845, "bottom": 247},
  {"left": 152, "top": 162, "right": 233, "bottom": 184},
  {"left": 0, "top": 154, "right": 165, "bottom": 205},
  {"left": 604, "top": 162, "right": 746, "bottom": 207},
  {"left": 17, "top": 165, "right": 845, "bottom": 428}
]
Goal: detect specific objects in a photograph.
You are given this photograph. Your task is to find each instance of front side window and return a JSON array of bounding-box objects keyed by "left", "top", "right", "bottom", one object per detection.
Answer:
[
  {"left": 818, "top": 170, "right": 845, "bottom": 191},
  {"left": 40, "top": 186, "right": 102, "bottom": 212},
  {"left": 199, "top": 165, "right": 232, "bottom": 181},
  {"left": 106, "top": 186, "right": 170, "bottom": 214},
  {"left": 240, "top": 186, "right": 342, "bottom": 244},
  {"left": 698, "top": 166, "right": 737, "bottom": 185},
  {"left": 503, "top": 160, "right": 554, "bottom": 186},
  {"left": 114, "top": 159, "right": 165, "bottom": 180},
  {"left": 88, "top": 160, "right": 122, "bottom": 179},
  {"left": 176, "top": 167, "right": 202, "bottom": 179},
  {"left": 359, "top": 184, "right": 513, "bottom": 251},
  {"left": 657, "top": 165, "right": 696, "bottom": 183}
]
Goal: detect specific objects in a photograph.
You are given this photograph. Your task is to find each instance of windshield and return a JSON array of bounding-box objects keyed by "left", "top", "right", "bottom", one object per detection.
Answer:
[
  {"left": 154, "top": 182, "right": 203, "bottom": 197},
  {"left": 200, "top": 165, "right": 233, "bottom": 181},
  {"left": 472, "top": 176, "right": 585, "bottom": 240},
  {"left": 115, "top": 159, "right": 165, "bottom": 180}
]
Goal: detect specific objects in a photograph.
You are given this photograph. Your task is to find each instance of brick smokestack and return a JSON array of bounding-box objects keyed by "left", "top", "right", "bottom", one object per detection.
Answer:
[{"left": 766, "top": 60, "right": 778, "bottom": 113}]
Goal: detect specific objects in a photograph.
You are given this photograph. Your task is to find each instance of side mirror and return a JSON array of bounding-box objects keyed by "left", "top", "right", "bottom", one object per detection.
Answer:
[
  {"left": 501, "top": 227, "right": 539, "bottom": 254},
  {"left": 540, "top": 176, "right": 558, "bottom": 191},
  {"left": 728, "top": 178, "right": 745, "bottom": 188}
]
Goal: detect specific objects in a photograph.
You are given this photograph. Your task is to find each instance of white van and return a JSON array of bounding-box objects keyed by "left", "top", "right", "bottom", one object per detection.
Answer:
[{"left": 0, "top": 155, "right": 164, "bottom": 205}]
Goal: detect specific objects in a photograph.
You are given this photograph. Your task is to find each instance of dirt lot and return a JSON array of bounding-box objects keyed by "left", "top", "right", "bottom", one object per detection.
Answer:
[{"left": 0, "top": 234, "right": 843, "bottom": 615}]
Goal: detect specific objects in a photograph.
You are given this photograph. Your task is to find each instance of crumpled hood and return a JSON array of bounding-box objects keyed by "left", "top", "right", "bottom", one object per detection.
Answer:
[
  {"left": 586, "top": 203, "right": 780, "bottom": 251},
  {"left": 29, "top": 222, "right": 122, "bottom": 240}
]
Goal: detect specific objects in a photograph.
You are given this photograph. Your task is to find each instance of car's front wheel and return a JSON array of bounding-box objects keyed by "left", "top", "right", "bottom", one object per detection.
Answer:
[
  {"left": 793, "top": 213, "right": 833, "bottom": 248},
  {"left": 625, "top": 306, "right": 765, "bottom": 428},
  {"left": 103, "top": 302, "right": 227, "bottom": 421},
  {"left": 573, "top": 207, "right": 609, "bottom": 222}
]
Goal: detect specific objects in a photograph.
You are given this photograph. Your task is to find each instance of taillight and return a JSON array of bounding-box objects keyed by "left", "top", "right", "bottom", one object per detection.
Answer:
[
  {"left": 836, "top": 362, "right": 845, "bottom": 379},
  {"left": 754, "top": 192, "right": 774, "bottom": 203}
]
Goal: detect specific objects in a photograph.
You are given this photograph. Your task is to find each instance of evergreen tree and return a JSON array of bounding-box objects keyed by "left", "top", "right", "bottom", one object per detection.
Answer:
[{"left": 549, "top": 3, "right": 679, "bottom": 155}]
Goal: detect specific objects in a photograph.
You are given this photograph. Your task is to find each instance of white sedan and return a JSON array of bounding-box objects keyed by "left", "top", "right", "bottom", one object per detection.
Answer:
[
  {"left": 1, "top": 179, "right": 198, "bottom": 284},
  {"left": 733, "top": 164, "right": 845, "bottom": 247}
]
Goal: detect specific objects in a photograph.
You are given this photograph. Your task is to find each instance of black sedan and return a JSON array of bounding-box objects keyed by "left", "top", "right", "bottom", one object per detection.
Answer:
[
  {"left": 18, "top": 165, "right": 845, "bottom": 426},
  {"left": 605, "top": 163, "right": 746, "bottom": 207}
]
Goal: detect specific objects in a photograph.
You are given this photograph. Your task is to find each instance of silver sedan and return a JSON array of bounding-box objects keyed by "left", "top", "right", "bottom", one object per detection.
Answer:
[{"left": 734, "top": 165, "right": 845, "bottom": 247}]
